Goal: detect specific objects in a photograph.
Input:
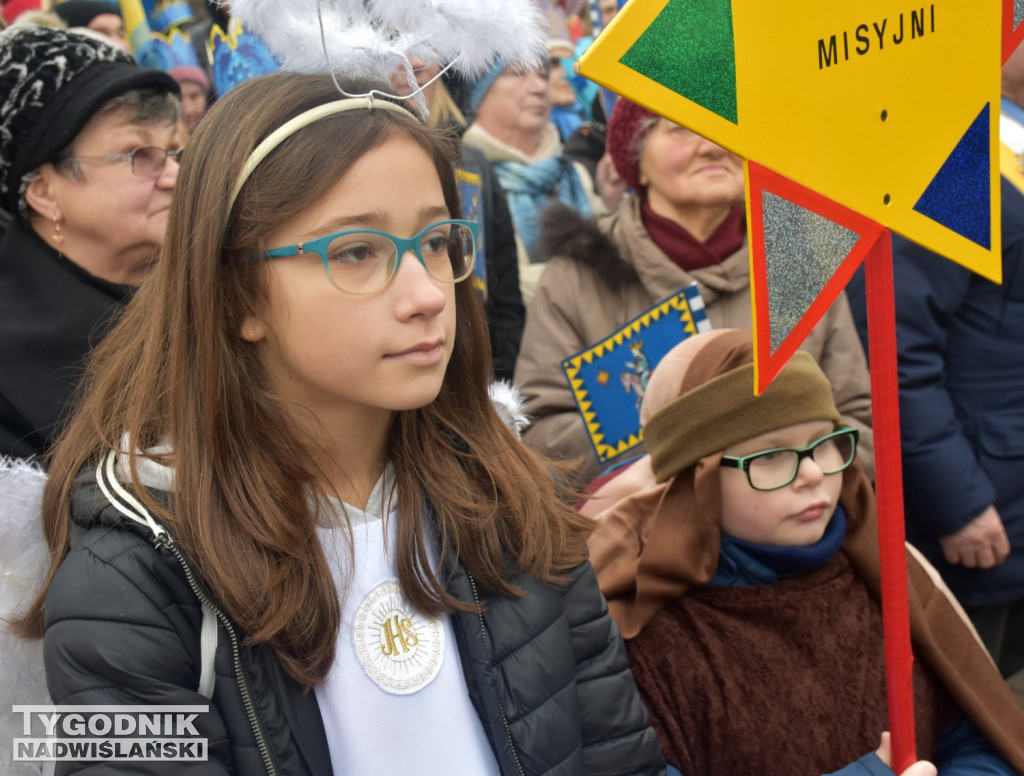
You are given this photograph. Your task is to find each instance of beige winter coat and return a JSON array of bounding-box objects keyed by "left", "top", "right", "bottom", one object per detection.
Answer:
[{"left": 515, "top": 195, "right": 874, "bottom": 484}]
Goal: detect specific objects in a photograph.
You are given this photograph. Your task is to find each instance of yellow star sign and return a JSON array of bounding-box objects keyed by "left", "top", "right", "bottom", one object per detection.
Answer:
[{"left": 578, "top": 0, "right": 1002, "bottom": 282}]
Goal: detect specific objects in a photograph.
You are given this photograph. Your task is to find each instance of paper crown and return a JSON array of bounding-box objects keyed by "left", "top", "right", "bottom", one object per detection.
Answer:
[
  {"left": 119, "top": 0, "right": 193, "bottom": 58},
  {"left": 140, "top": 0, "right": 194, "bottom": 33},
  {"left": 135, "top": 28, "right": 200, "bottom": 72},
  {"left": 209, "top": 19, "right": 281, "bottom": 97}
]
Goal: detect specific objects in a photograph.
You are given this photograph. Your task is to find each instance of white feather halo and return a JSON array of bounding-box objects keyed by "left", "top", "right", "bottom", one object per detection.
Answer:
[{"left": 229, "top": 0, "right": 547, "bottom": 85}]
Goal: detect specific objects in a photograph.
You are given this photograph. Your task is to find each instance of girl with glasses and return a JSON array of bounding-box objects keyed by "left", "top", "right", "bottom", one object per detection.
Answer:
[
  {"left": 13, "top": 72, "right": 665, "bottom": 774},
  {"left": 585, "top": 330, "right": 1024, "bottom": 776}
]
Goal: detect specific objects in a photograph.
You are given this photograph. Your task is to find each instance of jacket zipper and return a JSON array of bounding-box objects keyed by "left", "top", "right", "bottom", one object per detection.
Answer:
[
  {"left": 467, "top": 572, "right": 525, "bottom": 776},
  {"left": 153, "top": 532, "right": 278, "bottom": 776}
]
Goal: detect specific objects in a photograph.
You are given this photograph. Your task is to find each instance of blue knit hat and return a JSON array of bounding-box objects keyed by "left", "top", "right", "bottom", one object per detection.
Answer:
[{"left": 468, "top": 60, "right": 507, "bottom": 118}]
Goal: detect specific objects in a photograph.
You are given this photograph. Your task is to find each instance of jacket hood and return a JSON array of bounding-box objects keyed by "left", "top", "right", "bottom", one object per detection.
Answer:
[
  {"left": 69, "top": 447, "right": 174, "bottom": 535},
  {"left": 536, "top": 202, "right": 640, "bottom": 288}
]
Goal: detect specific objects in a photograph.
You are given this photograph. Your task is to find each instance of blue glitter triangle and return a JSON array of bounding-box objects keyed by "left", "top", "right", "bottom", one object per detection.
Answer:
[
  {"left": 762, "top": 192, "right": 859, "bottom": 354},
  {"left": 913, "top": 104, "right": 991, "bottom": 249}
]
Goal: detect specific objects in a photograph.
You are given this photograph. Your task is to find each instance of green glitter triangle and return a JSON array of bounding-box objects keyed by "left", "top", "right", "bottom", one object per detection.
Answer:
[
  {"left": 763, "top": 192, "right": 859, "bottom": 354},
  {"left": 619, "top": 0, "right": 738, "bottom": 124}
]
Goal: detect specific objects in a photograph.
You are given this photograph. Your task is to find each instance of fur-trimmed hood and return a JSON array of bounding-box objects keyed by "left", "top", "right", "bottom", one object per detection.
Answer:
[
  {"left": 536, "top": 202, "right": 641, "bottom": 288},
  {"left": 536, "top": 195, "right": 755, "bottom": 302}
]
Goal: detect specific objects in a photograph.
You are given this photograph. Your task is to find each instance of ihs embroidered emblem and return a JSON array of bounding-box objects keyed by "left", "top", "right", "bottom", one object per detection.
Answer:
[{"left": 353, "top": 580, "right": 445, "bottom": 694}]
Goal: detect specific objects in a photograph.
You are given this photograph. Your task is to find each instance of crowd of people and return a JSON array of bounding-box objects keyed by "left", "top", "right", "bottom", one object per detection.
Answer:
[{"left": 1, "top": 1, "right": 1022, "bottom": 774}]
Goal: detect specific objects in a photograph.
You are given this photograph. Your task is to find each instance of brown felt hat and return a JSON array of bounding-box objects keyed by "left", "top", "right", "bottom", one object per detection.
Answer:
[{"left": 641, "top": 330, "right": 841, "bottom": 483}]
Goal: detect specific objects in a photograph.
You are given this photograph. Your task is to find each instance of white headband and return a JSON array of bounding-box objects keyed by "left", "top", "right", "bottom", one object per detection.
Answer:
[{"left": 228, "top": 96, "right": 417, "bottom": 212}]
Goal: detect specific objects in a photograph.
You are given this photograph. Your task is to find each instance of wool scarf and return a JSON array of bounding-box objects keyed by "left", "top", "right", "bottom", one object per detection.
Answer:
[
  {"left": 493, "top": 156, "right": 592, "bottom": 260},
  {"left": 712, "top": 507, "right": 848, "bottom": 586},
  {"left": 641, "top": 199, "right": 745, "bottom": 272}
]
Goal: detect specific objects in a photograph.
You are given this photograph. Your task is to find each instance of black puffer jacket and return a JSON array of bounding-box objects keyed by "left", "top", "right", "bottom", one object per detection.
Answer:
[{"left": 43, "top": 466, "right": 666, "bottom": 775}]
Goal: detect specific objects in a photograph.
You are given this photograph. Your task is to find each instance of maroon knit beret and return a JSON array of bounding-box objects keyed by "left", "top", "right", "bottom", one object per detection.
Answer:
[{"left": 606, "top": 96, "right": 657, "bottom": 192}]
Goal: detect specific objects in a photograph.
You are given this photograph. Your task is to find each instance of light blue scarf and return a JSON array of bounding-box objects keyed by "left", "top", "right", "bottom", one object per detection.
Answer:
[{"left": 493, "top": 156, "right": 592, "bottom": 260}]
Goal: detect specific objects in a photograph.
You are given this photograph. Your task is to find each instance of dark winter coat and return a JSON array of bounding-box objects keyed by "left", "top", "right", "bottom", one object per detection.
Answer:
[
  {"left": 42, "top": 466, "right": 666, "bottom": 775},
  {"left": 847, "top": 177, "right": 1024, "bottom": 607},
  {"left": 0, "top": 221, "right": 132, "bottom": 460},
  {"left": 457, "top": 144, "right": 525, "bottom": 381}
]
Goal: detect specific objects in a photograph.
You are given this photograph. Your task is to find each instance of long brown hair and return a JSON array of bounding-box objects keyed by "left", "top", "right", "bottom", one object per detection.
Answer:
[{"left": 16, "top": 73, "right": 590, "bottom": 687}]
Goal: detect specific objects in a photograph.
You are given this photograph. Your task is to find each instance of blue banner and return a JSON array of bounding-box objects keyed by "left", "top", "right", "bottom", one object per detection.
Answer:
[{"left": 561, "top": 284, "right": 710, "bottom": 464}]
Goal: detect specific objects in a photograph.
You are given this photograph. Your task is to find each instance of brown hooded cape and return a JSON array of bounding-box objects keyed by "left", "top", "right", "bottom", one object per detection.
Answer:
[{"left": 586, "top": 331, "right": 1024, "bottom": 773}]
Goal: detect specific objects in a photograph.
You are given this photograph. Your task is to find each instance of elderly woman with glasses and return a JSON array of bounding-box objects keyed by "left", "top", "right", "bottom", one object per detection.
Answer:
[
  {"left": 0, "top": 24, "right": 181, "bottom": 460},
  {"left": 514, "top": 96, "right": 874, "bottom": 487}
]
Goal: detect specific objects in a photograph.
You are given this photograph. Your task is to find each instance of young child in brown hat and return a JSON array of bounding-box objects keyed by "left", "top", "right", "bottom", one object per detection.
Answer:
[{"left": 586, "top": 329, "right": 1024, "bottom": 776}]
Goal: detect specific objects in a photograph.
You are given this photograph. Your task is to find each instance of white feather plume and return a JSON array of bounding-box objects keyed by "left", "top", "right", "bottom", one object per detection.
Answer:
[
  {"left": 229, "top": 0, "right": 546, "bottom": 85},
  {"left": 0, "top": 458, "right": 50, "bottom": 775},
  {"left": 489, "top": 380, "right": 531, "bottom": 437}
]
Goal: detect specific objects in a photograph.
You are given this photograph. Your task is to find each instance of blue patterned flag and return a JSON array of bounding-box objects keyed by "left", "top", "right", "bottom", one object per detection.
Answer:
[
  {"left": 454, "top": 167, "right": 488, "bottom": 299},
  {"left": 561, "top": 284, "right": 710, "bottom": 465}
]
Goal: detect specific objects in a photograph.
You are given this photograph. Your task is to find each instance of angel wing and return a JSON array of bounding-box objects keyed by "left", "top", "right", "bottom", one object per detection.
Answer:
[{"left": 0, "top": 458, "right": 50, "bottom": 776}]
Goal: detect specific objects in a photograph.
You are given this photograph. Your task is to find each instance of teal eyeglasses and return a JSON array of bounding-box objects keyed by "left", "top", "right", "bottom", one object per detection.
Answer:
[
  {"left": 257, "top": 219, "right": 478, "bottom": 295},
  {"left": 719, "top": 427, "right": 859, "bottom": 491}
]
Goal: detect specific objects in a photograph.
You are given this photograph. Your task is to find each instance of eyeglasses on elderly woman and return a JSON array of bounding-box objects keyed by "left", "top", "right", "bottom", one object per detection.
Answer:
[{"left": 68, "top": 145, "right": 184, "bottom": 178}]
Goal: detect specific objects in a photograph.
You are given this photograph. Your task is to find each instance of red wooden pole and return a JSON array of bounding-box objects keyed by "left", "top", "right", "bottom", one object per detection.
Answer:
[{"left": 864, "top": 229, "right": 917, "bottom": 772}]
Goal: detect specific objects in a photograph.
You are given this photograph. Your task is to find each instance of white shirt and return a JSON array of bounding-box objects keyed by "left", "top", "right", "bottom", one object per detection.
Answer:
[{"left": 314, "top": 471, "right": 500, "bottom": 775}]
